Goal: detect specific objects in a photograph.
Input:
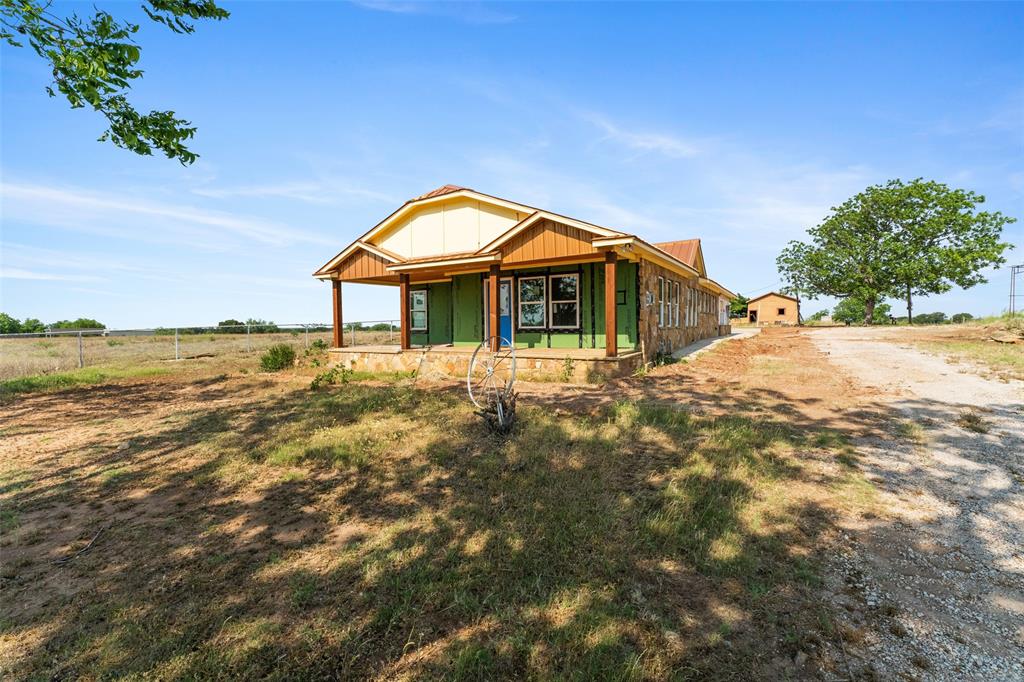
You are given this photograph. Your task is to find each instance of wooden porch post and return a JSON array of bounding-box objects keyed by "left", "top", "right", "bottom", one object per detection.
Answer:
[
  {"left": 332, "top": 279, "right": 344, "bottom": 348},
  {"left": 604, "top": 251, "right": 617, "bottom": 357},
  {"left": 399, "top": 273, "right": 411, "bottom": 350},
  {"left": 488, "top": 264, "right": 500, "bottom": 352}
]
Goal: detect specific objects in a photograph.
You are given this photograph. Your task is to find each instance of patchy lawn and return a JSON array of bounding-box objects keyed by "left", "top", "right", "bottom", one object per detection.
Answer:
[
  {"left": 915, "top": 339, "right": 1024, "bottom": 382},
  {"left": 0, "top": 332, "right": 881, "bottom": 679}
]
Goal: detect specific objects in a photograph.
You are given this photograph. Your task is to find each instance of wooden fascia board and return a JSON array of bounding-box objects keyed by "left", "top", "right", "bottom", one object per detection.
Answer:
[
  {"left": 479, "top": 211, "right": 625, "bottom": 254},
  {"left": 694, "top": 243, "right": 707, "bottom": 277},
  {"left": 699, "top": 277, "right": 737, "bottom": 300},
  {"left": 359, "top": 241, "right": 403, "bottom": 262},
  {"left": 387, "top": 253, "right": 500, "bottom": 272},
  {"left": 748, "top": 292, "right": 798, "bottom": 304},
  {"left": 313, "top": 240, "right": 402, "bottom": 277},
  {"left": 361, "top": 190, "right": 535, "bottom": 246},
  {"left": 597, "top": 237, "right": 701, "bottom": 278}
]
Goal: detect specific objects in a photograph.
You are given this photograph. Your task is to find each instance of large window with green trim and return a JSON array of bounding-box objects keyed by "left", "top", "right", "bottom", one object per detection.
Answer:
[
  {"left": 549, "top": 273, "right": 579, "bottom": 329},
  {"left": 410, "top": 289, "right": 427, "bottom": 331},
  {"left": 518, "top": 276, "right": 546, "bottom": 329}
]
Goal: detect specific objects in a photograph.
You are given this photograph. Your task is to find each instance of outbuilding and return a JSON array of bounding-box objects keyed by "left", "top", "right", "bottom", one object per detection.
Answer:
[{"left": 746, "top": 291, "right": 800, "bottom": 326}]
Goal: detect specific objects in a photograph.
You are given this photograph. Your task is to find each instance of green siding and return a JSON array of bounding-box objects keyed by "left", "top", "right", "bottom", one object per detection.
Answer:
[
  {"left": 591, "top": 260, "right": 639, "bottom": 351},
  {"left": 452, "top": 274, "right": 482, "bottom": 346},
  {"left": 410, "top": 282, "right": 453, "bottom": 346},
  {"left": 431, "top": 264, "right": 639, "bottom": 351}
]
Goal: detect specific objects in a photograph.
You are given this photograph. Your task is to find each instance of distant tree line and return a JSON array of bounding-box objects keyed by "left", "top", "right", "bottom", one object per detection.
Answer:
[
  {"left": 0, "top": 315, "right": 342, "bottom": 335},
  {"left": 0, "top": 314, "right": 105, "bottom": 334},
  {"left": 803, "top": 302, "right": 975, "bottom": 326}
]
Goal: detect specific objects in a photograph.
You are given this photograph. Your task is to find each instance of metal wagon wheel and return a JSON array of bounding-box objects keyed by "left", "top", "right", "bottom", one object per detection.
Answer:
[{"left": 467, "top": 336, "right": 516, "bottom": 411}]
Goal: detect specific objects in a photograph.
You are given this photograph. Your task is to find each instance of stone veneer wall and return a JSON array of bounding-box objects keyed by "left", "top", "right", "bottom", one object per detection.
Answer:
[
  {"left": 638, "top": 259, "right": 727, "bottom": 361},
  {"left": 327, "top": 348, "right": 643, "bottom": 384}
]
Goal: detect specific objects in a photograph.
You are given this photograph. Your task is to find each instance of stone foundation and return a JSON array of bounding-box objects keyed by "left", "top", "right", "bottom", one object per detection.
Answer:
[{"left": 328, "top": 346, "right": 644, "bottom": 383}]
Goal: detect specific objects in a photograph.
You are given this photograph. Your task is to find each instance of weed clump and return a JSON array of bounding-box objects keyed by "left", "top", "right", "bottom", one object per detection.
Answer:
[
  {"left": 310, "top": 365, "right": 351, "bottom": 389},
  {"left": 260, "top": 344, "right": 295, "bottom": 372}
]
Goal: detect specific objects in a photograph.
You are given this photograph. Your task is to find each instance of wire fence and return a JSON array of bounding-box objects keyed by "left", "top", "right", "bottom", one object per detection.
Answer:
[{"left": 0, "top": 321, "right": 399, "bottom": 381}]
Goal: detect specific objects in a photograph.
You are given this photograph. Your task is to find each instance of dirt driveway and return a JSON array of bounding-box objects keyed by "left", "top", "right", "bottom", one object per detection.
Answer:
[{"left": 807, "top": 327, "right": 1023, "bottom": 680}]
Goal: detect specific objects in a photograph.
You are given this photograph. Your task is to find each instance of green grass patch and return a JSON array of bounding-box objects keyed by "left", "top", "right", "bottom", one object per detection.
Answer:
[
  {"left": 918, "top": 339, "right": 1024, "bottom": 381},
  {"left": 0, "top": 366, "right": 170, "bottom": 396},
  {"left": 0, "top": 508, "right": 18, "bottom": 533}
]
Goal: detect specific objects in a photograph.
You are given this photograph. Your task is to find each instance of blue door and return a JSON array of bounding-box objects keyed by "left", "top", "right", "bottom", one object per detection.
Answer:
[{"left": 499, "top": 279, "right": 513, "bottom": 346}]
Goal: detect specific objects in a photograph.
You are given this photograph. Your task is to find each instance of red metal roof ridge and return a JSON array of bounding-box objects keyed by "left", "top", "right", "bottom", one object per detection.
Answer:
[
  {"left": 748, "top": 291, "right": 799, "bottom": 303},
  {"left": 415, "top": 184, "right": 469, "bottom": 200}
]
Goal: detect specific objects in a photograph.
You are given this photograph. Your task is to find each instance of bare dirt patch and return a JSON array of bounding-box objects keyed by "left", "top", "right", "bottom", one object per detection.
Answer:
[{"left": 808, "top": 326, "right": 1024, "bottom": 680}]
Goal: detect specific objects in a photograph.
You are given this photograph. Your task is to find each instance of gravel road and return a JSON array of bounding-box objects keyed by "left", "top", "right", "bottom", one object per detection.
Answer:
[{"left": 808, "top": 327, "right": 1023, "bottom": 681}]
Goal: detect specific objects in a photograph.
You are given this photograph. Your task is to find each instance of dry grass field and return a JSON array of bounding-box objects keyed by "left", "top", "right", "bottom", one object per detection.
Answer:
[
  {"left": 0, "top": 330, "right": 905, "bottom": 679},
  {"left": 0, "top": 329, "right": 398, "bottom": 382}
]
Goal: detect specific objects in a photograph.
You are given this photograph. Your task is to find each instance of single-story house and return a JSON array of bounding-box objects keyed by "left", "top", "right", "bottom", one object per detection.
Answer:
[
  {"left": 746, "top": 291, "right": 799, "bottom": 326},
  {"left": 314, "top": 185, "right": 735, "bottom": 378}
]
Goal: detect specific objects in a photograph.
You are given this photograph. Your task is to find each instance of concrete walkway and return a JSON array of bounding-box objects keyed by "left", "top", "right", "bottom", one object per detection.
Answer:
[{"left": 671, "top": 327, "right": 760, "bottom": 361}]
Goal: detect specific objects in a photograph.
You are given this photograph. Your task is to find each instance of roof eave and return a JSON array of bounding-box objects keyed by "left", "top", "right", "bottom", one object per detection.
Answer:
[
  {"left": 387, "top": 253, "right": 501, "bottom": 272},
  {"left": 594, "top": 236, "right": 701, "bottom": 278}
]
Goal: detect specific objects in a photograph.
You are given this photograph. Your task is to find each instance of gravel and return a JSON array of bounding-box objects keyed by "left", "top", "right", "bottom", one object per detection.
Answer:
[{"left": 809, "top": 328, "right": 1023, "bottom": 681}]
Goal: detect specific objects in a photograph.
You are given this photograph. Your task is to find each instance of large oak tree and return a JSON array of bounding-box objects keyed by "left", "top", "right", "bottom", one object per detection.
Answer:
[
  {"left": 777, "top": 179, "right": 1015, "bottom": 324},
  {"left": 1, "top": 0, "right": 228, "bottom": 164}
]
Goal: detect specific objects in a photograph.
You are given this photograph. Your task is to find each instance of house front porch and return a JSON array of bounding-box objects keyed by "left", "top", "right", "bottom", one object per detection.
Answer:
[{"left": 328, "top": 343, "right": 644, "bottom": 383}]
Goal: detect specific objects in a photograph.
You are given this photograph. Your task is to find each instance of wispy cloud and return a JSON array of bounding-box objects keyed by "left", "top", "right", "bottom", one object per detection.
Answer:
[
  {"left": 192, "top": 180, "right": 396, "bottom": 205},
  {"left": 350, "top": 1, "right": 516, "bottom": 24},
  {"left": 475, "top": 154, "right": 669, "bottom": 233},
  {"left": 581, "top": 112, "right": 702, "bottom": 159},
  {"left": 1, "top": 242, "right": 144, "bottom": 274},
  {"left": 0, "top": 267, "right": 103, "bottom": 282},
  {"left": 1, "top": 181, "right": 334, "bottom": 250}
]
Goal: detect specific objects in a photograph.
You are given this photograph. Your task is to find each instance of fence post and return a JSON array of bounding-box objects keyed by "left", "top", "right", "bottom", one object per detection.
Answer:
[
  {"left": 304, "top": 324, "right": 309, "bottom": 349},
  {"left": 78, "top": 331, "right": 84, "bottom": 368},
  {"left": 246, "top": 323, "right": 251, "bottom": 352},
  {"left": 389, "top": 322, "right": 394, "bottom": 344},
  {"left": 175, "top": 328, "right": 180, "bottom": 360}
]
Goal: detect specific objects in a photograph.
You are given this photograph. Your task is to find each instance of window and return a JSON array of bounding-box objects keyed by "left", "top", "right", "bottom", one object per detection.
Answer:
[
  {"left": 778, "top": 307, "right": 787, "bottom": 316},
  {"left": 518, "top": 276, "right": 546, "bottom": 329},
  {"left": 549, "top": 274, "right": 579, "bottom": 328},
  {"left": 410, "top": 289, "right": 427, "bottom": 331},
  {"left": 674, "top": 282, "right": 681, "bottom": 327},
  {"left": 668, "top": 280, "right": 675, "bottom": 327},
  {"left": 659, "top": 278, "right": 667, "bottom": 327}
]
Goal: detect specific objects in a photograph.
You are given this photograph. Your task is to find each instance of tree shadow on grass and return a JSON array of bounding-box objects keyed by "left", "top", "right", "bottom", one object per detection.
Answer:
[{"left": 1, "top": 377, "right": 905, "bottom": 680}]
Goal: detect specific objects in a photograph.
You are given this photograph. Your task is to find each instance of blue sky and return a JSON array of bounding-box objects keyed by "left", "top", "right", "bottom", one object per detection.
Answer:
[{"left": 2, "top": 1, "right": 1022, "bottom": 327}]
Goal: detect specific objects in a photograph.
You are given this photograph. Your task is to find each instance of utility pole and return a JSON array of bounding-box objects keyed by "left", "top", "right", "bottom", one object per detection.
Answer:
[{"left": 1011, "top": 264, "right": 1024, "bottom": 317}]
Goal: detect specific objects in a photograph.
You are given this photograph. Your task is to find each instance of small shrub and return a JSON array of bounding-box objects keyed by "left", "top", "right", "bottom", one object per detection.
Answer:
[
  {"left": 260, "top": 344, "right": 295, "bottom": 372},
  {"left": 559, "top": 356, "right": 575, "bottom": 382},
  {"left": 310, "top": 338, "right": 329, "bottom": 352},
  {"left": 310, "top": 365, "right": 352, "bottom": 389},
  {"left": 955, "top": 410, "right": 988, "bottom": 433},
  {"left": 106, "top": 339, "right": 125, "bottom": 347}
]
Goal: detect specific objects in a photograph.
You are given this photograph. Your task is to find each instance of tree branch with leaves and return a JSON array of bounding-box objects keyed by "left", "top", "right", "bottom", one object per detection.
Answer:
[{"left": 1, "top": 0, "right": 228, "bottom": 164}]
